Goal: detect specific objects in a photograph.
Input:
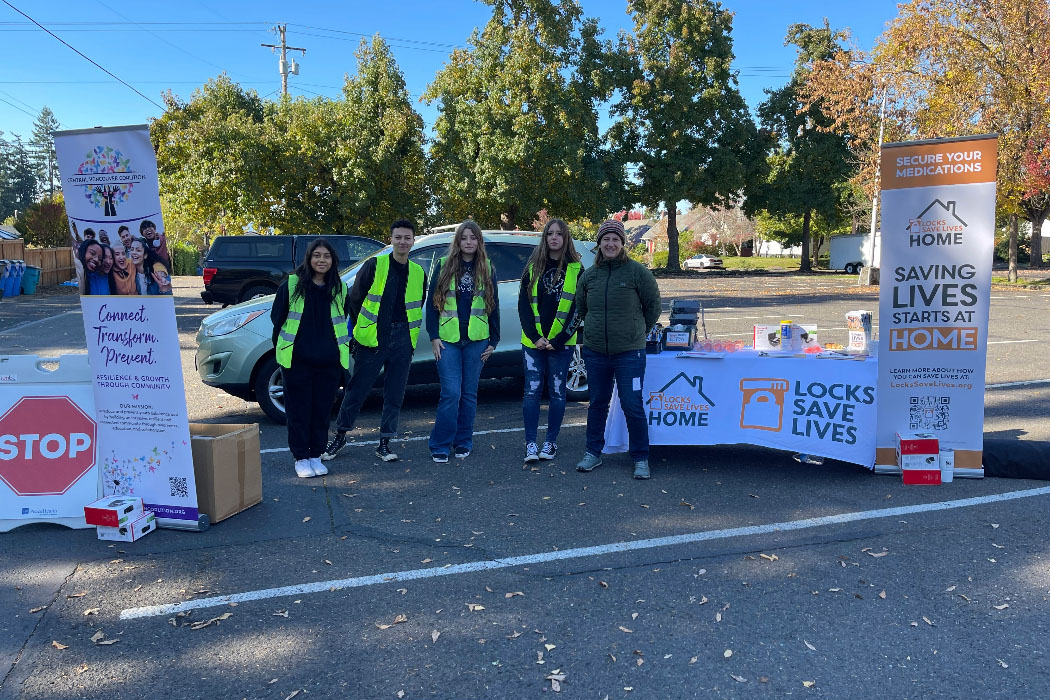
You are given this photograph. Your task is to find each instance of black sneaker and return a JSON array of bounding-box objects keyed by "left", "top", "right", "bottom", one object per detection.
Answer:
[
  {"left": 321, "top": 433, "right": 347, "bottom": 461},
  {"left": 539, "top": 441, "right": 557, "bottom": 460},
  {"left": 432, "top": 453, "right": 449, "bottom": 463},
  {"left": 375, "top": 438, "right": 398, "bottom": 462},
  {"left": 454, "top": 446, "right": 471, "bottom": 459},
  {"left": 524, "top": 442, "right": 540, "bottom": 463}
]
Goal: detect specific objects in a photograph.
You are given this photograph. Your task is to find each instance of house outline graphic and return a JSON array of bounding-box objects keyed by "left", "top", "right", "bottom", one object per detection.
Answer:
[
  {"left": 646, "top": 372, "right": 716, "bottom": 409},
  {"left": 907, "top": 199, "right": 968, "bottom": 232}
]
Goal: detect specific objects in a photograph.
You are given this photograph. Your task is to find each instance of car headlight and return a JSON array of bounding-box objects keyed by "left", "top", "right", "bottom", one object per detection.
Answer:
[{"left": 203, "top": 310, "right": 266, "bottom": 337}]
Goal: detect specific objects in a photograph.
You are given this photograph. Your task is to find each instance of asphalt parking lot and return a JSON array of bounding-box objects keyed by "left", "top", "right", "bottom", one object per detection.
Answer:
[{"left": 1, "top": 272, "right": 1049, "bottom": 700}]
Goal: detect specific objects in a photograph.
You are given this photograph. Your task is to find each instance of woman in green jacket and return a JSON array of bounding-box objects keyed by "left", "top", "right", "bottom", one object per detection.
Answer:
[{"left": 575, "top": 219, "right": 661, "bottom": 479}]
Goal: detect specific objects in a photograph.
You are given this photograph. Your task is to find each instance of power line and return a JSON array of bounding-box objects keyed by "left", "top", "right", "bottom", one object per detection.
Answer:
[
  {"left": 0, "top": 0, "right": 165, "bottom": 111},
  {"left": 288, "top": 23, "right": 464, "bottom": 50}
]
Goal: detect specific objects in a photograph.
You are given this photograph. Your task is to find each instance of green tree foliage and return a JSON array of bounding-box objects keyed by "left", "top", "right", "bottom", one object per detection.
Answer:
[
  {"left": 0, "top": 134, "right": 38, "bottom": 222},
  {"left": 13, "top": 194, "right": 68, "bottom": 248},
  {"left": 745, "top": 22, "right": 853, "bottom": 273},
  {"left": 610, "top": 0, "right": 764, "bottom": 270},
  {"left": 152, "top": 76, "right": 271, "bottom": 240},
  {"left": 424, "top": 0, "right": 626, "bottom": 229},
  {"left": 29, "top": 107, "right": 61, "bottom": 198}
]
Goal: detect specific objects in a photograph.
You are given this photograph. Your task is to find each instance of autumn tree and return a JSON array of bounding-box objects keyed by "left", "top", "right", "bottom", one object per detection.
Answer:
[
  {"left": 13, "top": 193, "right": 68, "bottom": 247},
  {"left": 424, "top": 0, "right": 627, "bottom": 229},
  {"left": 803, "top": 0, "right": 1050, "bottom": 279},
  {"left": 745, "top": 21, "right": 853, "bottom": 272},
  {"left": 611, "top": 0, "right": 763, "bottom": 271}
]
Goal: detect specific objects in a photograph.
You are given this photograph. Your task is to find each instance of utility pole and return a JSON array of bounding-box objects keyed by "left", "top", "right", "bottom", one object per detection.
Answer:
[{"left": 261, "top": 24, "right": 305, "bottom": 96}]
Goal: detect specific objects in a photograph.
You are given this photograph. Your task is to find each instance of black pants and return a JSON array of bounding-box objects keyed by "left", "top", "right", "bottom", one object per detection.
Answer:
[
  {"left": 284, "top": 361, "right": 342, "bottom": 460},
  {"left": 335, "top": 322, "right": 413, "bottom": 437}
]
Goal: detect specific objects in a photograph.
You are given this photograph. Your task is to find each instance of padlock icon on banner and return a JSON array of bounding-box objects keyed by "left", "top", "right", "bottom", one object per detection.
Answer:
[{"left": 739, "top": 378, "right": 789, "bottom": 431}]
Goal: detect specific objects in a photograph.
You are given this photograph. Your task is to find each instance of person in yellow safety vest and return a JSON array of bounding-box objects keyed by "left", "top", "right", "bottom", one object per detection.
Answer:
[
  {"left": 270, "top": 238, "right": 351, "bottom": 478},
  {"left": 517, "top": 218, "right": 582, "bottom": 464},
  {"left": 424, "top": 220, "right": 501, "bottom": 463},
  {"left": 322, "top": 219, "right": 427, "bottom": 465}
]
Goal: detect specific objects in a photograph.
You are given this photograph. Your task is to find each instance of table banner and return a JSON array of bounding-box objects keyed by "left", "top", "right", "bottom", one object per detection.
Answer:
[
  {"left": 876, "top": 135, "right": 998, "bottom": 475},
  {"left": 55, "top": 124, "right": 200, "bottom": 527},
  {"left": 605, "top": 353, "right": 877, "bottom": 466}
]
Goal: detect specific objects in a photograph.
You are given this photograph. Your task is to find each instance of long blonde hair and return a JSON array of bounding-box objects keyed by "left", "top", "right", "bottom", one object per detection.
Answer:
[
  {"left": 524, "top": 218, "right": 580, "bottom": 290},
  {"left": 433, "top": 220, "right": 496, "bottom": 314}
]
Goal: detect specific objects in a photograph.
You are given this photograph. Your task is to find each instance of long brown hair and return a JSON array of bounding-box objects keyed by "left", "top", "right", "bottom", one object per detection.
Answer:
[
  {"left": 433, "top": 220, "right": 496, "bottom": 314},
  {"left": 524, "top": 218, "right": 580, "bottom": 290}
]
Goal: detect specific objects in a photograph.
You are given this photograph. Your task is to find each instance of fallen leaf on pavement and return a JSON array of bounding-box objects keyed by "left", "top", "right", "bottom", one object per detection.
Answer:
[
  {"left": 466, "top": 603, "right": 485, "bottom": 612},
  {"left": 51, "top": 641, "right": 68, "bottom": 650},
  {"left": 545, "top": 643, "right": 556, "bottom": 651},
  {"left": 302, "top": 517, "right": 311, "bottom": 523},
  {"left": 878, "top": 590, "right": 887, "bottom": 599},
  {"left": 29, "top": 606, "right": 46, "bottom": 614},
  {"left": 724, "top": 649, "right": 733, "bottom": 658},
  {"left": 804, "top": 640, "right": 816, "bottom": 651},
  {"left": 546, "top": 671, "right": 566, "bottom": 692},
  {"left": 680, "top": 500, "right": 694, "bottom": 510},
  {"left": 284, "top": 692, "right": 300, "bottom": 700},
  {"left": 505, "top": 592, "right": 524, "bottom": 598},
  {"left": 432, "top": 630, "right": 440, "bottom": 643},
  {"left": 715, "top": 612, "right": 722, "bottom": 622},
  {"left": 993, "top": 604, "right": 1009, "bottom": 611},
  {"left": 631, "top": 612, "right": 638, "bottom": 620},
  {"left": 997, "top": 659, "right": 1008, "bottom": 668},
  {"left": 83, "top": 608, "right": 100, "bottom": 616},
  {"left": 689, "top": 656, "right": 698, "bottom": 664},
  {"left": 396, "top": 691, "right": 405, "bottom": 699},
  {"left": 375, "top": 614, "right": 408, "bottom": 630},
  {"left": 66, "top": 592, "right": 87, "bottom": 599},
  {"left": 868, "top": 551, "right": 889, "bottom": 558},
  {"left": 731, "top": 674, "right": 746, "bottom": 682},
  {"left": 90, "top": 631, "right": 105, "bottom": 643},
  {"left": 803, "top": 680, "right": 816, "bottom": 688},
  {"left": 922, "top": 616, "right": 934, "bottom": 626},
  {"left": 96, "top": 639, "right": 119, "bottom": 646},
  {"left": 759, "top": 554, "right": 778, "bottom": 561},
  {"left": 190, "top": 612, "right": 233, "bottom": 630},
  {"left": 273, "top": 610, "right": 289, "bottom": 617},
  {"left": 619, "top": 626, "right": 633, "bottom": 633},
  {"left": 421, "top": 558, "right": 433, "bottom": 564},
  {"left": 598, "top": 581, "right": 609, "bottom": 588},
  {"left": 636, "top": 658, "right": 644, "bottom": 667},
  {"left": 506, "top": 631, "right": 522, "bottom": 639},
  {"left": 324, "top": 559, "right": 332, "bottom": 566}
]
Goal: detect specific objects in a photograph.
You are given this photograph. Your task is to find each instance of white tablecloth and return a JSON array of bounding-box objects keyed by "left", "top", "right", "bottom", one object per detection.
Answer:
[{"left": 604, "top": 351, "right": 878, "bottom": 466}]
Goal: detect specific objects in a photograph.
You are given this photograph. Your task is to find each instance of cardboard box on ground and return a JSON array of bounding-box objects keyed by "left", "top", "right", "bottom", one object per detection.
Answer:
[{"left": 189, "top": 423, "right": 263, "bottom": 523}]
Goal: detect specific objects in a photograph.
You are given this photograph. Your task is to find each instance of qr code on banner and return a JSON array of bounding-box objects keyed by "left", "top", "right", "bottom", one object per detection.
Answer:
[
  {"left": 909, "top": 396, "right": 950, "bottom": 431},
  {"left": 169, "top": 476, "right": 189, "bottom": 498}
]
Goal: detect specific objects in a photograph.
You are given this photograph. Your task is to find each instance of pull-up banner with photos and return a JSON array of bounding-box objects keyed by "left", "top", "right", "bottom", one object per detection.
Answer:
[
  {"left": 54, "top": 125, "right": 201, "bottom": 529},
  {"left": 875, "top": 134, "right": 998, "bottom": 477}
]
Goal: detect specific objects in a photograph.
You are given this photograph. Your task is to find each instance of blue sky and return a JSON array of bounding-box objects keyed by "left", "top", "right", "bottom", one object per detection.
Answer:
[{"left": 0, "top": 0, "right": 902, "bottom": 142}]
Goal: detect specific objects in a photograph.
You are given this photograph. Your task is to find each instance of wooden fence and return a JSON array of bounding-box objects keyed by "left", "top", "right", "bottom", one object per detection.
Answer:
[
  {"left": 24, "top": 248, "right": 76, "bottom": 287},
  {"left": 0, "top": 239, "right": 76, "bottom": 287}
]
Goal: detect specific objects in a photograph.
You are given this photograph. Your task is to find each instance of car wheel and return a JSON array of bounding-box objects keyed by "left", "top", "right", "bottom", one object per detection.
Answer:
[
  {"left": 844, "top": 263, "right": 857, "bottom": 275},
  {"left": 241, "top": 285, "right": 276, "bottom": 303},
  {"left": 565, "top": 345, "right": 589, "bottom": 401},
  {"left": 254, "top": 355, "right": 287, "bottom": 424}
]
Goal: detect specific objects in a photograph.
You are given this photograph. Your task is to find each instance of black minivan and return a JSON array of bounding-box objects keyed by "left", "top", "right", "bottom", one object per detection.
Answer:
[{"left": 201, "top": 234, "right": 385, "bottom": 306}]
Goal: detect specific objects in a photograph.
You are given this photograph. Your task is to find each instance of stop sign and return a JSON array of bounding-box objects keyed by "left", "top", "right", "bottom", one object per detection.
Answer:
[{"left": 0, "top": 396, "right": 97, "bottom": 496}]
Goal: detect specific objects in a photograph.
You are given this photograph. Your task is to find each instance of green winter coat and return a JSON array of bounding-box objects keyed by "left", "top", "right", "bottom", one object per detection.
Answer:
[{"left": 577, "top": 256, "right": 661, "bottom": 355}]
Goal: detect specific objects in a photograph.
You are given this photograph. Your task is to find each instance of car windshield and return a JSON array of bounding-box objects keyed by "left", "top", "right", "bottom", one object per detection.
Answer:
[{"left": 340, "top": 244, "right": 391, "bottom": 278}]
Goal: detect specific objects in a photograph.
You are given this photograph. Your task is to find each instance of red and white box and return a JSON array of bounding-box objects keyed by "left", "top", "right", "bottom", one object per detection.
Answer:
[
  {"left": 96, "top": 510, "right": 156, "bottom": 542},
  {"left": 84, "top": 496, "right": 144, "bottom": 528},
  {"left": 896, "top": 432, "right": 941, "bottom": 485}
]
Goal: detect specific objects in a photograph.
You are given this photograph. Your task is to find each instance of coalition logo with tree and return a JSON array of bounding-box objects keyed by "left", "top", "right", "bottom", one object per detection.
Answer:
[{"left": 77, "top": 146, "right": 136, "bottom": 216}]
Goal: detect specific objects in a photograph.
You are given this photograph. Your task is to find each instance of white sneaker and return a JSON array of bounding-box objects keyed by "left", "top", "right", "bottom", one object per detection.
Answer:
[
  {"left": 294, "top": 459, "right": 315, "bottom": 478},
  {"left": 310, "top": 457, "right": 327, "bottom": 476}
]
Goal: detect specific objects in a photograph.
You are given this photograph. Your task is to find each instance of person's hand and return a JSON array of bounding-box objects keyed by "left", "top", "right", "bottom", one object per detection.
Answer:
[
  {"left": 152, "top": 270, "right": 172, "bottom": 294},
  {"left": 431, "top": 338, "right": 444, "bottom": 361},
  {"left": 481, "top": 344, "right": 495, "bottom": 362},
  {"left": 536, "top": 337, "right": 551, "bottom": 351}
]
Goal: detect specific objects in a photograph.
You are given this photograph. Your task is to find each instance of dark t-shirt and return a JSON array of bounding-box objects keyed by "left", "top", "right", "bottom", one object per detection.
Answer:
[
  {"left": 517, "top": 257, "right": 578, "bottom": 350},
  {"left": 345, "top": 256, "right": 427, "bottom": 344},
  {"left": 425, "top": 258, "right": 501, "bottom": 345},
  {"left": 270, "top": 278, "right": 345, "bottom": 367}
]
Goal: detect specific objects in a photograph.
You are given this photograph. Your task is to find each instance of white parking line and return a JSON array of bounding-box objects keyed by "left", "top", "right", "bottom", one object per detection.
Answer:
[
  {"left": 987, "top": 339, "right": 1041, "bottom": 345},
  {"left": 259, "top": 422, "right": 588, "bottom": 454},
  {"left": 0, "top": 310, "right": 79, "bottom": 335},
  {"left": 987, "top": 378, "right": 1050, "bottom": 389},
  {"left": 120, "top": 486, "right": 1050, "bottom": 620}
]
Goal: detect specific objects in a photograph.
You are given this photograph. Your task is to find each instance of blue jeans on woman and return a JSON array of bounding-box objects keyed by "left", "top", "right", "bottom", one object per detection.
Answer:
[
  {"left": 582, "top": 347, "right": 648, "bottom": 460},
  {"left": 522, "top": 346, "right": 574, "bottom": 445},
  {"left": 429, "top": 339, "right": 487, "bottom": 455}
]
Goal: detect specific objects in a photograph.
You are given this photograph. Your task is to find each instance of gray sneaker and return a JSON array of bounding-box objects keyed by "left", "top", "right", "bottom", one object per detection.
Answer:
[
  {"left": 576, "top": 453, "right": 603, "bottom": 472},
  {"left": 633, "top": 459, "right": 650, "bottom": 480}
]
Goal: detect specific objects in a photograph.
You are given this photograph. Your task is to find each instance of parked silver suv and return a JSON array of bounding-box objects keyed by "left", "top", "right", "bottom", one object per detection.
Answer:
[{"left": 195, "top": 231, "right": 595, "bottom": 423}]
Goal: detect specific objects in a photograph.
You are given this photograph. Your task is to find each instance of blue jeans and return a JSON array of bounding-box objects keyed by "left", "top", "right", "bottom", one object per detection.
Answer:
[
  {"left": 583, "top": 347, "right": 648, "bottom": 460},
  {"left": 429, "top": 339, "right": 487, "bottom": 454},
  {"left": 522, "top": 346, "right": 574, "bottom": 444}
]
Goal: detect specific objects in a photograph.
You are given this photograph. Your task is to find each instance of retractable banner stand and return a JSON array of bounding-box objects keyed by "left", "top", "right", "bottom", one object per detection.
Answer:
[
  {"left": 54, "top": 125, "right": 203, "bottom": 529},
  {"left": 875, "top": 134, "right": 998, "bottom": 477}
]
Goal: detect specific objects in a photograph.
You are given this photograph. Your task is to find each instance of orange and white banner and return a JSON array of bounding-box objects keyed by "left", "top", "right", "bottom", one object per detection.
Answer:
[{"left": 875, "top": 135, "right": 998, "bottom": 475}]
